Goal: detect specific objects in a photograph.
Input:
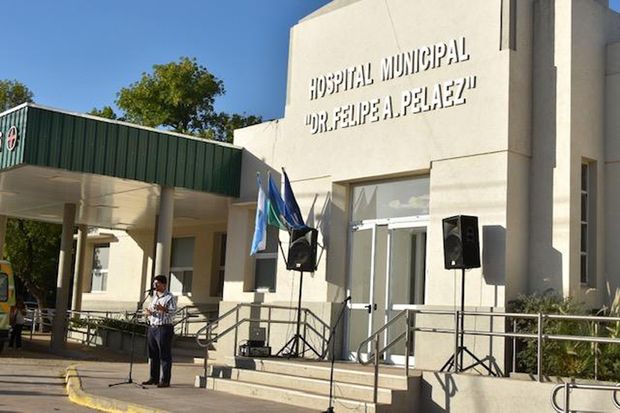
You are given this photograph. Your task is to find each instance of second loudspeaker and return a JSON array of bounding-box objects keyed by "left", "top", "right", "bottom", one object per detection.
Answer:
[
  {"left": 442, "top": 215, "right": 480, "bottom": 270},
  {"left": 287, "top": 227, "right": 318, "bottom": 272}
]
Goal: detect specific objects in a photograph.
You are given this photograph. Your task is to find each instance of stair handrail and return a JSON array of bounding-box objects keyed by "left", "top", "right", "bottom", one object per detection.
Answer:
[
  {"left": 194, "top": 303, "right": 331, "bottom": 386},
  {"left": 356, "top": 309, "right": 409, "bottom": 365},
  {"left": 355, "top": 309, "right": 412, "bottom": 404},
  {"left": 194, "top": 302, "right": 330, "bottom": 348},
  {"left": 551, "top": 382, "right": 620, "bottom": 412}
]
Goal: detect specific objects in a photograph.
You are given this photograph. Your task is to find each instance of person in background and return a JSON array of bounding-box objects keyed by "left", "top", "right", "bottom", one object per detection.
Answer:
[
  {"left": 142, "top": 275, "right": 176, "bottom": 388},
  {"left": 9, "top": 298, "right": 26, "bottom": 350}
]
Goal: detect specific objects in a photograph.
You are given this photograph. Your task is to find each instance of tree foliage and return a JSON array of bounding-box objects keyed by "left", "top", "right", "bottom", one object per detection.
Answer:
[
  {"left": 117, "top": 57, "right": 224, "bottom": 134},
  {"left": 115, "top": 57, "right": 261, "bottom": 142},
  {"left": 5, "top": 219, "right": 62, "bottom": 308},
  {"left": 0, "top": 80, "right": 34, "bottom": 111},
  {"left": 89, "top": 106, "right": 122, "bottom": 121}
]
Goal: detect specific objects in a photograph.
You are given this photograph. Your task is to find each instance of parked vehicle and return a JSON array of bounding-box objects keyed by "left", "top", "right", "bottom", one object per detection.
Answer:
[{"left": 0, "top": 261, "right": 16, "bottom": 353}]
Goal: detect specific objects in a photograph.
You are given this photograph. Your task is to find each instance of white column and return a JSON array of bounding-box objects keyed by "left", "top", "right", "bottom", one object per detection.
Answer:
[
  {"left": 0, "top": 215, "right": 7, "bottom": 259},
  {"left": 154, "top": 186, "right": 174, "bottom": 277},
  {"left": 71, "top": 225, "right": 88, "bottom": 311},
  {"left": 51, "top": 203, "right": 76, "bottom": 352}
]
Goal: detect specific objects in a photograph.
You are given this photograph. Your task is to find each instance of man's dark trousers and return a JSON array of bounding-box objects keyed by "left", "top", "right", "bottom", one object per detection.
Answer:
[{"left": 147, "top": 325, "right": 173, "bottom": 384}]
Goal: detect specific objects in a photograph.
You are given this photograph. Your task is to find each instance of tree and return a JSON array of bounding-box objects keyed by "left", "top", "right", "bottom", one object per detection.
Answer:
[
  {"left": 116, "top": 57, "right": 262, "bottom": 142},
  {"left": 0, "top": 80, "right": 34, "bottom": 110},
  {"left": 117, "top": 57, "right": 224, "bottom": 134},
  {"left": 5, "top": 219, "right": 62, "bottom": 310},
  {"left": 206, "top": 112, "right": 264, "bottom": 143},
  {"left": 89, "top": 105, "right": 122, "bottom": 121}
]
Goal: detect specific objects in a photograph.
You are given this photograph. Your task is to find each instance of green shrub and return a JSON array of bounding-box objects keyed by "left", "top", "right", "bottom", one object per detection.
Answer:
[
  {"left": 68, "top": 315, "right": 147, "bottom": 336},
  {"left": 96, "top": 317, "right": 148, "bottom": 335},
  {"left": 509, "top": 294, "right": 595, "bottom": 378},
  {"left": 594, "top": 290, "right": 620, "bottom": 381}
]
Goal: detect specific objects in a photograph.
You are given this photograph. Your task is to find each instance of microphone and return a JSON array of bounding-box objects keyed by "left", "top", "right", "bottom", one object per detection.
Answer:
[{"left": 144, "top": 287, "right": 154, "bottom": 293}]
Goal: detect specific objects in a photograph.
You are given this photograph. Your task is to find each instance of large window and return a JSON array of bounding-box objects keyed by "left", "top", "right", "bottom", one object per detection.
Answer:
[
  {"left": 170, "top": 237, "right": 195, "bottom": 295},
  {"left": 254, "top": 226, "right": 278, "bottom": 292},
  {"left": 351, "top": 176, "right": 430, "bottom": 222},
  {"left": 580, "top": 161, "right": 597, "bottom": 286},
  {"left": 90, "top": 244, "right": 110, "bottom": 292}
]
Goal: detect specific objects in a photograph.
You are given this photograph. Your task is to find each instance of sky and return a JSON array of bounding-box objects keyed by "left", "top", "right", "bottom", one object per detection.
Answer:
[
  {"left": 2, "top": 0, "right": 619, "bottom": 122},
  {"left": 1, "top": 0, "right": 330, "bottom": 121}
]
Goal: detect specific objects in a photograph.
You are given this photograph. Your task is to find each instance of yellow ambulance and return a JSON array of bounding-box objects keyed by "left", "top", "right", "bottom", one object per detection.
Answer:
[{"left": 0, "top": 261, "right": 16, "bottom": 353}]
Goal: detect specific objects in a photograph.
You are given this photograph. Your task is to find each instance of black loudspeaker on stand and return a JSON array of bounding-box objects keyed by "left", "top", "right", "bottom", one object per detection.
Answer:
[
  {"left": 439, "top": 216, "right": 495, "bottom": 376},
  {"left": 109, "top": 289, "right": 152, "bottom": 388},
  {"left": 277, "top": 227, "right": 320, "bottom": 358},
  {"left": 287, "top": 227, "right": 318, "bottom": 272}
]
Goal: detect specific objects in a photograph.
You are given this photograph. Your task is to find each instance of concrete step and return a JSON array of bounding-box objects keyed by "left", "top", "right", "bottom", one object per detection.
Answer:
[
  {"left": 173, "top": 336, "right": 213, "bottom": 351},
  {"left": 227, "top": 357, "right": 412, "bottom": 389},
  {"left": 211, "top": 365, "right": 395, "bottom": 404},
  {"left": 193, "top": 351, "right": 220, "bottom": 365},
  {"left": 204, "top": 376, "right": 391, "bottom": 413}
]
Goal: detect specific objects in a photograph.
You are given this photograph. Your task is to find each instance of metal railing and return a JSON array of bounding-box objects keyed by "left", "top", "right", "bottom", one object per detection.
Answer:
[
  {"left": 195, "top": 303, "right": 331, "bottom": 382},
  {"left": 551, "top": 383, "right": 620, "bottom": 412},
  {"left": 356, "top": 309, "right": 412, "bottom": 403},
  {"left": 21, "top": 305, "right": 216, "bottom": 346},
  {"left": 355, "top": 308, "right": 620, "bottom": 405},
  {"left": 172, "top": 305, "right": 218, "bottom": 337}
]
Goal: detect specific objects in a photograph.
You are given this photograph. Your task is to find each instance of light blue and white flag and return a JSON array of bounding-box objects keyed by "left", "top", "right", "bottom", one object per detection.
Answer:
[{"left": 250, "top": 175, "right": 267, "bottom": 255}]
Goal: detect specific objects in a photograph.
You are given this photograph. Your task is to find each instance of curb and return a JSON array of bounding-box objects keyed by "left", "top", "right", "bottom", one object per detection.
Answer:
[{"left": 65, "top": 365, "right": 170, "bottom": 413}]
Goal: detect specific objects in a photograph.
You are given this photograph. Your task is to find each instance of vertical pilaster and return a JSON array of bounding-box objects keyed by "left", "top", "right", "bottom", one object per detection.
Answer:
[
  {"left": 51, "top": 203, "right": 76, "bottom": 352},
  {"left": 71, "top": 224, "right": 88, "bottom": 311},
  {"left": 154, "top": 186, "right": 174, "bottom": 278}
]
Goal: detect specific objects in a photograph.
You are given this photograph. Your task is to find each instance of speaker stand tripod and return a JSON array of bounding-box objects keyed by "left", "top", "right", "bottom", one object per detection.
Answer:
[
  {"left": 440, "top": 268, "right": 496, "bottom": 376},
  {"left": 276, "top": 271, "right": 321, "bottom": 358}
]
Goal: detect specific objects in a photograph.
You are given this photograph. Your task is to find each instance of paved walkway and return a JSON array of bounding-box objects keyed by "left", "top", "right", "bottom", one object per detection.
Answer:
[{"left": 1, "top": 334, "right": 319, "bottom": 413}]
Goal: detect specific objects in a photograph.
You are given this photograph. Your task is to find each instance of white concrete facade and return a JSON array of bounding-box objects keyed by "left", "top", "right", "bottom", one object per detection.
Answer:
[
  {"left": 82, "top": 0, "right": 620, "bottom": 371},
  {"left": 221, "top": 0, "right": 620, "bottom": 368}
]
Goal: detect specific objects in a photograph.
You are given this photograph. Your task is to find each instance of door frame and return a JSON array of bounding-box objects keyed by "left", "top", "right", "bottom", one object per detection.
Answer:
[{"left": 345, "top": 215, "right": 429, "bottom": 362}]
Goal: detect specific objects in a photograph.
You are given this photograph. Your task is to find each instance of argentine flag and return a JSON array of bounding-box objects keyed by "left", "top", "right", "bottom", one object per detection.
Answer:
[{"left": 250, "top": 175, "right": 267, "bottom": 255}]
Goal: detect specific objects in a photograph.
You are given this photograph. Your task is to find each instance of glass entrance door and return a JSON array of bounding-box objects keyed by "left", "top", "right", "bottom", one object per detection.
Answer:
[
  {"left": 347, "top": 220, "right": 427, "bottom": 363},
  {"left": 385, "top": 223, "right": 427, "bottom": 364},
  {"left": 347, "top": 223, "right": 387, "bottom": 361}
]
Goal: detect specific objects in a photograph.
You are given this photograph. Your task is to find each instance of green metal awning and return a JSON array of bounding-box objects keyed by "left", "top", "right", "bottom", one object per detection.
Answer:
[{"left": 0, "top": 104, "right": 243, "bottom": 229}]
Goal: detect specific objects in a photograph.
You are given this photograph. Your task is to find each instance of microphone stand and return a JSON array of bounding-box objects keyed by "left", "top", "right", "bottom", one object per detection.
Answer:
[
  {"left": 109, "top": 289, "right": 152, "bottom": 388},
  {"left": 323, "top": 296, "right": 351, "bottom": 413}
]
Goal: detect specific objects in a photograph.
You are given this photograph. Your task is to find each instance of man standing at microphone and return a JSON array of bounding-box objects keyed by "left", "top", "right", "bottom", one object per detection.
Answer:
[{"left": 142, "top": 275, "right": 176, "bottom": 388}]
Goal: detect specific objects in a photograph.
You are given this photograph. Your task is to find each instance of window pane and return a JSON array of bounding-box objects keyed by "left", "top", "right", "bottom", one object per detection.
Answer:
[
  {"left": 581, "top": 194, "right": 587, "bottom": 222},
  {"left": 183, "top": 271, "right": 193, "bottom": 294},
  {"left": 169, "top": 270, "right": 184, "bottom": 294},
  {"left": 91, "top": 270, "right": 107, "bottom": 291},
  {"left": 265, "top": 226, "right": 279, "bottom": 253},
  {"left": 581, "top": 164, "right": 588, "bottom": 191},
  {"left": 350, "top": 228, "right": 372, "bottom": 303},
  {"left": 171, "top": 237, "right": 195, "bottom": 268},
  {"left": 351, "top": 176, "right": 430, "bottom": 221},
  {"left": 347, "top": 309, "right": 369, "bottom": 354},
  {"left": 0, "top": 273, "right": 7, "bottom": 301},
  {"left": 581, "top": 224, "right": 588, "bottom": 253},
  {"left": 255, "top": 258, "right": 276, "bottom": 291},
  {"left": 581, "top": 255, "right": 588, "bottom": 283},
  {"left": 93, "top": 244, "right": 110, "bottom": 270}
]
